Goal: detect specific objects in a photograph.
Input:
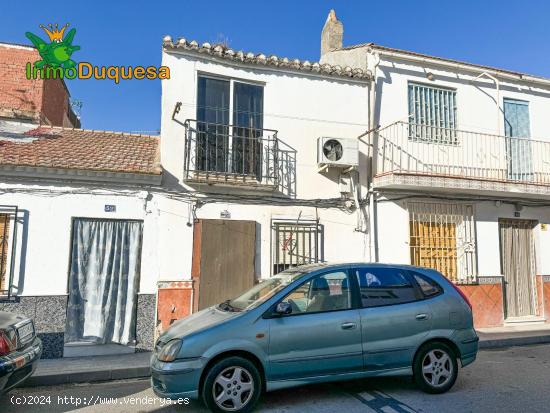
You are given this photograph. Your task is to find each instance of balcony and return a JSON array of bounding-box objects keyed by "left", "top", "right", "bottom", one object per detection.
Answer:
[
  {"left": 373, "top": 122, "right": 550, "bottom": 198},
  {"left": 183, "top": 120, "right": 296, "bottom": 197}
]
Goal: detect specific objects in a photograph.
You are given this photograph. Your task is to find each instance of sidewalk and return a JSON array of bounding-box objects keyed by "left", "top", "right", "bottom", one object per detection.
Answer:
[
  {"left": 22, "top": 325, "right": 550, "bottom": 387},
  {"left": 23, "top": 351, "right": 151, "bottom": 387},
  {"left": 477, "top": 322, "right": 550, "bottom": 349}
]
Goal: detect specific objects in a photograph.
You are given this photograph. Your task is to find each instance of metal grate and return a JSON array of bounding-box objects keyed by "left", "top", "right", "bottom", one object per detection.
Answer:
[
  {"left": 184, "top": 120, "right": 297, "bottom": 197},
  {"left": 408, "top": 83, "right": 458, "bottom": 144},
  {"left": 408, "top": 202, "right": 476, "bottom": 283},
  {"left": 0, "top": 206, "right": 18, "bottom": 298},
  {"left": 272, "top": 222, "right": 323, "bottom": 274}
]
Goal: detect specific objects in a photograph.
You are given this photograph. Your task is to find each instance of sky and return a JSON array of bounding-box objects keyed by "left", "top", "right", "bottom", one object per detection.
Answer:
[{"left": 2, "top": 0, "right": 550, "bottom": 134}]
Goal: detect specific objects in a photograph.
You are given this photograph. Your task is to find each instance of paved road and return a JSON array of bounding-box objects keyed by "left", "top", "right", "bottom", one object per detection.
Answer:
[{"left": 1, "top": 344, "right": 549, "bottom": 413}]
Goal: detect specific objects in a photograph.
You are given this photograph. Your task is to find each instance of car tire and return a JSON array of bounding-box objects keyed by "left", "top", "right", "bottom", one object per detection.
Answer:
[
  {"left": 202, "top": 356, "right": 262, "bottom": 413},
  {"left": 413, "top": 342, "right": 458, "bottom": 394}
]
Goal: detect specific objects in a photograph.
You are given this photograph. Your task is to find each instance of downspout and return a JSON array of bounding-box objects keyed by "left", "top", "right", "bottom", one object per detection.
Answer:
[
  {"left": 472, "top": 72, "right": 501, "bottom": 135},
  {"left": 367, "top": 49, "right": 381, "bottom": 262}
]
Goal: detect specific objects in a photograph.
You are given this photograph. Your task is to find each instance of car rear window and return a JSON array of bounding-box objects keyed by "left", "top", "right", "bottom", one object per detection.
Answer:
[
  {"left": 411, "top": 272, "right": 443, "bottom": 298},
  {"left": 353, "top": 267, "right": 418, "bottom": 308}
]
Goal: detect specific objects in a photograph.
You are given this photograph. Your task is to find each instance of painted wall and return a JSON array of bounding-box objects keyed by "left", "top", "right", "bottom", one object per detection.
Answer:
[
  {"left": 158, "top": 50, "right": 373, "bottom": 282},
  {"left": 376, "top": 197, "right": 550, "bottom": 278},
  {"left": 0, "top": 182, "right": 159, "bottom": 296}
]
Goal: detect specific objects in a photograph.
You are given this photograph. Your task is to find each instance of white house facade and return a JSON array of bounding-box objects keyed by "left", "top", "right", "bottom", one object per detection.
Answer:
[
  {"left": 321, "top": 11, "right": 550, "bottom": 327},
  {"left": 155, "top": 35, "right": 373, "bottom": 325}
]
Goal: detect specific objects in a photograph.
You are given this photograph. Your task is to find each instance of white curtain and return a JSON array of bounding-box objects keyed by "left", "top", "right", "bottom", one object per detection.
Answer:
[{"left": 66, "top": 219, "right": 143, "bottom": 345}]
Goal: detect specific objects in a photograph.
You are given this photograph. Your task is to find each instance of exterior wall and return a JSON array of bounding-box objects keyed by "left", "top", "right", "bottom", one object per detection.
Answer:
[
  {"left": 0, "top": 43, "right": 77, "bottom": 127},
  {"left": 376, "top": 196, "right": 550, "bottom": 326},
  {"left": 155, "top": 50, "right": 373, "bottom": 329},
  {"left": 0, "top": 44, "right": 43, "bottom": 121},
  {"left": 158, "top": 51, "right": 372, "bottom": 283},
  {"left": 0, "top": 182, "right": 160, "bottom": 356},
  {"left": 325, "top": 48, "right": 550, "bottom": 138}
]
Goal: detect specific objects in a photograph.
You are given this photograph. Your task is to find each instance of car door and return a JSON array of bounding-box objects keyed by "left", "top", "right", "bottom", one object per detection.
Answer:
[
  {"left": 267, "top": 269, "right": 363, "bottom": 380},
  {"left": 353, "top": 266, "right": 433, "bottom": 371}
]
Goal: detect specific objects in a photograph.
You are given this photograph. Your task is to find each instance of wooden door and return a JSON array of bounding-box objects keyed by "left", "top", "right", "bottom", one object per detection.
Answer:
[{"left": 192, "top": 219, "right": 256, "bottom": 310}]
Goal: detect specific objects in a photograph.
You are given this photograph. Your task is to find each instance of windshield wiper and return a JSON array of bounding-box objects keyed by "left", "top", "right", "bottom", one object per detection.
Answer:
[{"left": 218, "top": 299, "right": 241, "bottom": 312}]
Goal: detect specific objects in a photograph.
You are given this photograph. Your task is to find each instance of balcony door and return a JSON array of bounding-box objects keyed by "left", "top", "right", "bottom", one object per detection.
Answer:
[
  {"left": 196, "top": 76, "right": 264, "bottom": 179},
  {"left": 232, "top": 82, "right": 264, "bottom": 180},
  {"left": 504, "top": 98, "right": 533, "bottom": 181},
  {"left": 196, "top": 77, "right": 230, "bottom": 173}
]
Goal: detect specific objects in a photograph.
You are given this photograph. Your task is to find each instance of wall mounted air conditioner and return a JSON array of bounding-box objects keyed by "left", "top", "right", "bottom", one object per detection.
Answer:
[{"left": 317, "top": 137, "right": 359, "bottom": 168}]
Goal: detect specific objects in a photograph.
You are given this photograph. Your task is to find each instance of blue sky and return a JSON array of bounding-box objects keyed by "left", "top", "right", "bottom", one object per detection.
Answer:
[{"left": 2, "top": 0, "right": 550, "bottom": 134}]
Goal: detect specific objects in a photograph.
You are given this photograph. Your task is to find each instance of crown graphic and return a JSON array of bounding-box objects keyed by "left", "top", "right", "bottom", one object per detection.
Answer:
[{"left": 39, "top": 23, "right": 69, "bottom": 42}]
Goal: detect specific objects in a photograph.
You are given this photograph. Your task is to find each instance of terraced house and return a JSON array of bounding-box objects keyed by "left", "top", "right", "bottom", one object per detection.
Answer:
[
  {"left": 0, "top": 42, "right": 162, "bottom": 358},
  {"left": 3, "top": 10, "right": 550, "bottom": 361},
  {"left": 320, "top": 10, "right": 550, "bottom": 328}
]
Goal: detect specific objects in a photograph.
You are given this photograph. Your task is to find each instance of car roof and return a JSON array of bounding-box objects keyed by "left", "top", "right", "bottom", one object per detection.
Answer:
[{"left": 291, "top": 262, "right": 435, "bottom": 273}]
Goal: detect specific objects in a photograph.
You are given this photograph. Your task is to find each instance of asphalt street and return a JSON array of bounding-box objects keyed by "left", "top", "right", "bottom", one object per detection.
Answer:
[{"left": 1, "top": 344, "right": 549, "bottom": 413}]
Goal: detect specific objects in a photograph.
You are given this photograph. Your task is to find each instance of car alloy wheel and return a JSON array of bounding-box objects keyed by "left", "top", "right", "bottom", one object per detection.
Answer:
[
  {"left": 212, "top": 366, "right": 254, "bottom": 411},
  {"left": 421, "top": 349, "right": 454, "bottom": 387}
]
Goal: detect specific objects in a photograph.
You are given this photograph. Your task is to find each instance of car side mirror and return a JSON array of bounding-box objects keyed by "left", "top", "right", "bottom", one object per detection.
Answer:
[{"left": 275, "top": 301, "right": 292, "bottom": 316}]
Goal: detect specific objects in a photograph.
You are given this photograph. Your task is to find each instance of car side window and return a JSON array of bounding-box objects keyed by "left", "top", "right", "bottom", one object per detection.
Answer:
[
  {"left": 353, "top": 267, "right": 418, "bottom": 308},
  {"left": 411, "top": 272, "right": 443, "bottom": 298},
  {"left": 280, "top": 271, "right": 352, "bottom": 314}
]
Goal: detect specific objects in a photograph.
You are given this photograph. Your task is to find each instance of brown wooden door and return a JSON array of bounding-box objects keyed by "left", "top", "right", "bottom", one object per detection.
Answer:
[
  {"left": 499, "top": 219, "right": 537, "bottom": 318},
  {"left": 192, "top": 219, "right": 256, "bottom": 310}
]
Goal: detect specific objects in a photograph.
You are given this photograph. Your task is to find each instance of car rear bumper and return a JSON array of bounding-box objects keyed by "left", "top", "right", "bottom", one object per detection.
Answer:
[
  {"left": 454, "top": 329, "right": 479, "bottom": 367},
  {"left": 150, "top": 354, "right": 205, "bottom": 400},
  {"left": 0, "top": 337, "right": 42, "bottom": 393}
]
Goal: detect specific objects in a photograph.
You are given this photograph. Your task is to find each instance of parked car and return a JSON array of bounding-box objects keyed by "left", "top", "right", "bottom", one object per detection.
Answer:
[
  {"left": 0, "top": 311, "right": 42, "bottom": 394},
  {"left": 151, "top": 263, "right": 478, "bottom": 413}
]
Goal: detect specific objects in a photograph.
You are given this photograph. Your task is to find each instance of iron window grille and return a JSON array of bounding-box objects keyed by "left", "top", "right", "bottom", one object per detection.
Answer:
[
  {"left": 408, "top": 202, "right": 477, "bottom": 284},
  {"left": 272, "top": 221, "right": 324, "bottom": 275},
  {"left": 0, "top": 206, "right": 18, "bottom": 299},
  {"left": 408, "top": 83, "right": 458, "bottom": 144}
]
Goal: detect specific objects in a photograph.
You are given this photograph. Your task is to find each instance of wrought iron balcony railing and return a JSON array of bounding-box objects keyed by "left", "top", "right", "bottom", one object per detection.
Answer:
[
  {"left": 375, "top": 121, "right": 550, "bottom": 186},
  {"left": 183, "top": 120, "right": 296, "bottom": 197}
]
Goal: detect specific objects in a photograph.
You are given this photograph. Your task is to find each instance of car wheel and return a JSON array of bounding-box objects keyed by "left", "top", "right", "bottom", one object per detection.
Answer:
[
  {"left": 202, "top": 356, "right": 262, "bottom": 413},
  {"left": 413, "top": 342, "right": 458, "bottom": 394}
]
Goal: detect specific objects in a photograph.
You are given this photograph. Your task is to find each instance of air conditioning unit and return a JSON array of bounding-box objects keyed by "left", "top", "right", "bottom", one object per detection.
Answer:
[{"left": 317, "top": 137, "right": 358, "bottom": 168}]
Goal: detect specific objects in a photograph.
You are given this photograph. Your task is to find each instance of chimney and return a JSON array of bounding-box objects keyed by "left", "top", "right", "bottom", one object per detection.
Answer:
[{"left": 321, "top": 9, "right": 343, "bottom": 56}]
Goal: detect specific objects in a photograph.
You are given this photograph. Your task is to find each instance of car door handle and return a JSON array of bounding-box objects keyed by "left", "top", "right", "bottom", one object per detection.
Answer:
[
  {"left": 415, "top": 313, "right": 428, "bottom": 320},
  {"left": 341, "top": 322, "right": 357, "bottom": 330}
]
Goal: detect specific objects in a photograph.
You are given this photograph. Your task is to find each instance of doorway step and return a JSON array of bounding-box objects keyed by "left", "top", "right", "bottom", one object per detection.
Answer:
[
  {"left": 504, "top": 316, "right": 546, "bottom": 325},
  {"left": 63, "top": 342, "right": 135, "bottom": 358}
]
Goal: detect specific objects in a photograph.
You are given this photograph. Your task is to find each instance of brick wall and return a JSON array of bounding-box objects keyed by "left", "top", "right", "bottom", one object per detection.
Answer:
[{"left": 0, "top": 43, "right": 77, "bottom": 127}]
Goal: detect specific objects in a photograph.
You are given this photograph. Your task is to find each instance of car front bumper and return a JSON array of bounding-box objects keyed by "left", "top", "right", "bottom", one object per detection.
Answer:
[
  {"left": 150, "top": 353, "right": 207, "bottom": 400},
  {"left": 0, "top": 337, "right": 42, "bottom": 393}
]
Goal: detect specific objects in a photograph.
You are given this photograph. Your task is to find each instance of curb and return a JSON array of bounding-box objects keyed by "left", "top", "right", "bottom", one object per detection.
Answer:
[
  {"left": 22, "top": 366, "right": 151, "bottom": 387},
  {"left": 479, "top": 335, "right": 550, "bottom": 349}
]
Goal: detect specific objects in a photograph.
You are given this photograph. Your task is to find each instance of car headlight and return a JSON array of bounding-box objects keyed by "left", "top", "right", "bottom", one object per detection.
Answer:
[{"left": 157, "top": 339, "right": 182, "bottom": 362}]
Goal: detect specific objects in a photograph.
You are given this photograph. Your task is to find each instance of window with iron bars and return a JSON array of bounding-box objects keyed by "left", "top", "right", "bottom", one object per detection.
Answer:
[
  {"left": 408, "top": 202, "right": 477, "bottom": 284},
  {"left": 272, "top": 221, "right": 324, "bottom": 275},
  {"left": 0, "top": 206, "right": 18, "bottom": 298},
  {"left": 408, "top": 83, "right": 458, "bottom": 144}
]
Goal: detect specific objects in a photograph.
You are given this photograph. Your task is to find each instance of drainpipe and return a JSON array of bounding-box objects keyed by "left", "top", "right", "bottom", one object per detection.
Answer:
[
  {"left": 367, "top": 49, "right": 381, "bottom": 262},
  {"left": 472, "top": 72, "right": 501, "bottom": 135}
]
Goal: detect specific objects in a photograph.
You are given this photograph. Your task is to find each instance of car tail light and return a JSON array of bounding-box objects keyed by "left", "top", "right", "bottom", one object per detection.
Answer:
[
  {"left": 449, "top": 281, "right": 472, "bottom": 310},
  {"left": 0, "top": 329, "right": 16, "bottom": 356}
]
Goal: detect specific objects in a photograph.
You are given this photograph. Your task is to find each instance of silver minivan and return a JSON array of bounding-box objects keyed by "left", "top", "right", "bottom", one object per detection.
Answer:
[{"left": 151, "top": 263, "right": 478, "bottom": 412}]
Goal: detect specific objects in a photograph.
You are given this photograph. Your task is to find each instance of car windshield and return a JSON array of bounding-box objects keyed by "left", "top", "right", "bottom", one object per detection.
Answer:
[{"left": 222, "top": 269, "right": 307, "bottom": 312}]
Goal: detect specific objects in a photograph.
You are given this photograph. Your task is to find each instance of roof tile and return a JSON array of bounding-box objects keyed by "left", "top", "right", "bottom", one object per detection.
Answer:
[{"left": 0, "top": 127, "right": 161, "bottom": 176}]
